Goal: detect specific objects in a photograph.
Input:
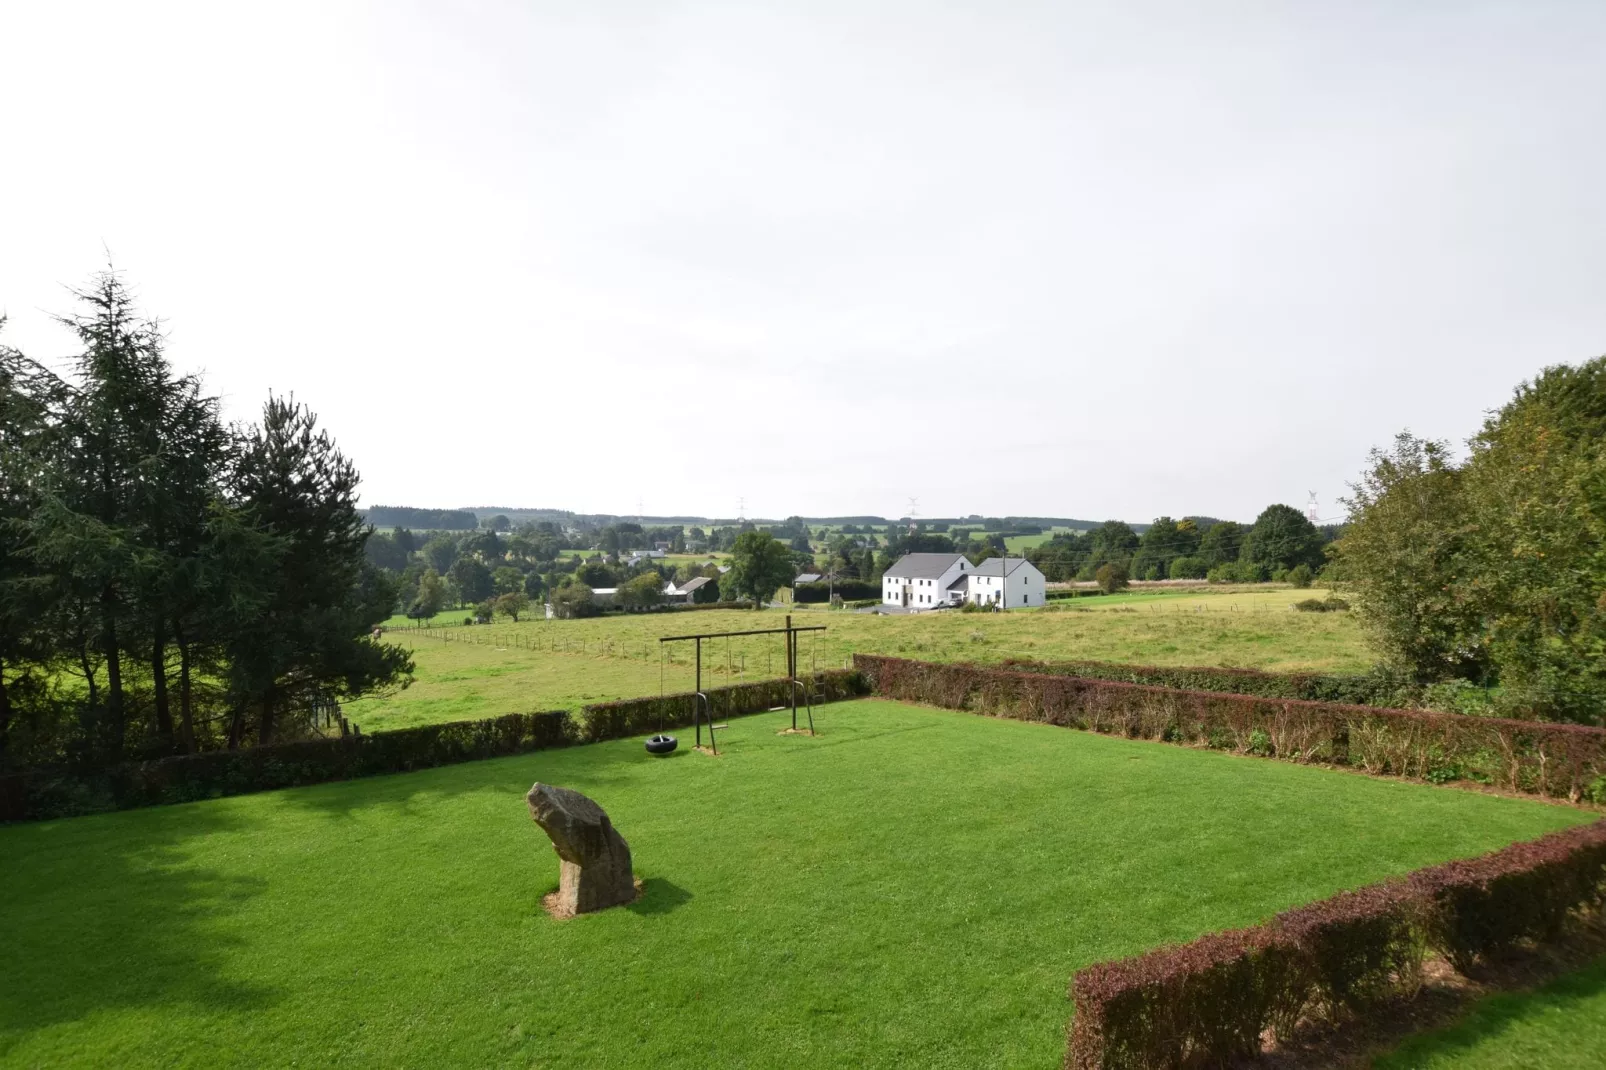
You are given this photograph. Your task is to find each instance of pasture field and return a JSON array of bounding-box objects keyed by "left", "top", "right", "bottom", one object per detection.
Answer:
[
  {"left": 658, "top": 552, "right": 729, "bottom": 567},
  {"left": 1, "top": 700, "right": 1590, "bottom": 1069},
  {"left": 1003, "top": 531, "right": 1058, "bottom": 552},
  {"left": 359, "top": 588, "right": 1364, "bottom": 731}
]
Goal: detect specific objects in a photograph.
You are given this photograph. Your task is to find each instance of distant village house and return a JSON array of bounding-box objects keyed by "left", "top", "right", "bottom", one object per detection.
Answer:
[{"left": 881, "top": 553, "right": 1045, "bottom": 610}]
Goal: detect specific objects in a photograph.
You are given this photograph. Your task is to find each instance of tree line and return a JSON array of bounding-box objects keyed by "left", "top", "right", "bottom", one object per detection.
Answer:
[{"left": 0, "top": 271, "right": 409, "bottom": 771}]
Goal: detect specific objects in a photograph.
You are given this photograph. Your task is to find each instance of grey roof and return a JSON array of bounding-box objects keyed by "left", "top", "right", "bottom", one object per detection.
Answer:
[
  {"left": 971, "top": 556, "right": 1034, "bottom": 577},
  {"left": 678, "top": 576, "right": 712, "bottom": 592},
  {"left": 793, "top": 573, "right": 822, "bottom": 584},
  {"left": 884, "top": 553, "right": 967, "bottom": 580}
]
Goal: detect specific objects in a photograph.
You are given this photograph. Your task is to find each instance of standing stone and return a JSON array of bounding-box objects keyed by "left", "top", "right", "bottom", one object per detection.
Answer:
[{"left": 525, "top": 783, "right": 635, "bottom": 916}]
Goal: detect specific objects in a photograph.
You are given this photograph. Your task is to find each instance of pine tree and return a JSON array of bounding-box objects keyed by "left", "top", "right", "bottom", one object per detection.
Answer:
[{"left": 227, "top": 397, "right": 411, "bottom": 744}]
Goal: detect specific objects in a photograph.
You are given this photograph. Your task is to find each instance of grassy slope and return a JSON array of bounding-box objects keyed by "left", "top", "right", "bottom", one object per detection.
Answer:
[
  {"left": 1, "top": 700, "right": 1589, "bottom": 1069},
  {"left": 357, "top": 588, "right": 1365, "bottom": 730}
]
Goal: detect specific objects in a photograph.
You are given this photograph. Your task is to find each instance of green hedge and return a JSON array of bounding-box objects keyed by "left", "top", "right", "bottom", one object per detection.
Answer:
[
  {"left": 1068, "top": 820, "right": 1606, "bottom": 1069},
  {"left": 997, "top": 656, "right": 1405, "bottom": 706},
  {"left": 1, "top": 670, "right": 870, "bottom": 822},
  {"left": 855, "top": 655, "right": 1606, "bottom": 801},
  {"left": 1, "top": 712, "right": 572, "bottom": 821},
  {"left": 793, "top": 580, "right": 880, "bottom": 603},
  {"left": 576, "top": 670, "right": 867, "bottom": 742}
]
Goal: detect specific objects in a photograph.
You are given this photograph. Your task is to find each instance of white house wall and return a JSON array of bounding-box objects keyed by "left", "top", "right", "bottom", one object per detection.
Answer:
[{"left": 882, "top": 560, "right": 969, "bottom": 609}]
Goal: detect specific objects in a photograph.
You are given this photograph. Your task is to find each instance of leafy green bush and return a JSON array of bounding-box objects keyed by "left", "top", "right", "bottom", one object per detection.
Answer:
[
  {"left": 1295, "top": 596, "right": 1349, "bottom": 612},
  {"left": 1287, "top": 563, "right": 1314, "bottom": 588},
  {"left": 1095, "top": 562, "right": 1129, "bottom": 594},
  {"left": 1168, "top": 556, "right": 1208, "bottom": 579}
]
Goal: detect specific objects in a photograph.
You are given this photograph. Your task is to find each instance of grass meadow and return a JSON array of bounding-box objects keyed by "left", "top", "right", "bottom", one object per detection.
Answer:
[
  {"left": 357, "top": 587, "right": 1366, "bottom": 731},
  {"left": 2, "top": 700, "right": 1590, "bottom": 1069}
]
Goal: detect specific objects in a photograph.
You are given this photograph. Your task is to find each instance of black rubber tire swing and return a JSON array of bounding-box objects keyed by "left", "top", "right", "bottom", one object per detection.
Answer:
[{"left": 646, "top": 646, "right": 678, "bottom": 754}]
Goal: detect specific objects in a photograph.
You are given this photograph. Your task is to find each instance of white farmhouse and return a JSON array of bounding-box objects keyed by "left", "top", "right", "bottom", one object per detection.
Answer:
[
  {"left": 881, "top": 552, "right": 1046, "bottom": 610},
  {"left": 965, "top": 556, "right": 1046, "bottom": 609}
]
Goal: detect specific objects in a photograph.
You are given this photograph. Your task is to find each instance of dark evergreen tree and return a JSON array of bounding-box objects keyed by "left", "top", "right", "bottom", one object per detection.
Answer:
[{"left": 226, "top": 397, "right": 411, "bottom": 744}]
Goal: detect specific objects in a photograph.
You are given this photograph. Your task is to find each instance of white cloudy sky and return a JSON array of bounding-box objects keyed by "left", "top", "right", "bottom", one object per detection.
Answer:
[{"left": 2, "top": 2, "right": 1603, "bottom": 523}]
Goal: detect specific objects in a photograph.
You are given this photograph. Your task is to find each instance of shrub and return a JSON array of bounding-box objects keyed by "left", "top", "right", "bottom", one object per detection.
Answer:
[
  {"left": 1069, "top": 927, "right": 1308, "bottom": 1070},
  {"left": 1168, "top": 556, "right": 1207, "bottom": 580},
  {"left": 1275, "top": 882, "right": 1424, "bottom": 1015},
  {"left": 1211, "top": 560, "right": 1270, "bottom": 584},
  {"left": 3, "top": 672, "right": 872, "bottom": 822},
  {"left": 1408, "top": 823, "right": 1606, "bottom": 972},
  {"left": 2, "top": 711, "right": 575, "bottom": 821},
  {"left": 1287, "top": 563, "right": 1314, "bottom": 588},
  {"left": 1068, "top": 820, "right": 1606, "bottom": 1069},
  {"left": 1095, "top": 562, "right": 1129, "bottom": 594},
  {"left": 1295, "top": 596, "right": 1349, "bottom": 612},
  {"left": 550, "top": 583, "right": 600, "bottom": 619},
  {"left": 793, "top": 580, "right": 880, "bottom": 603},
  {"left": 854, "top": 655, "right": 1606, "bottom": 801}
]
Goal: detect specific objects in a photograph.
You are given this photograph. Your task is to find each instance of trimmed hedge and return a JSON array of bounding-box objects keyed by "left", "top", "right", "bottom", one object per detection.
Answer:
[
  {"left": 1, "top": 670, "right": 870, "bottom": 822},
  {"left": 1067, "top": 820, "right": 1606, "bottom": 1069},
  {"left": 997, "top": 656, "right": 1402, "bottom": 707},
  {"left": 854, "top": 656, "right": 1606, "bottom": 802},
  {"left": 576, "top": 670, "right": 867, "bottom": 742},
  {"left": 1, "top": 711, "right": 572, "bottom": 821},
  {"left": 793, "top": 580, "right": 880, "bottom": 603}
]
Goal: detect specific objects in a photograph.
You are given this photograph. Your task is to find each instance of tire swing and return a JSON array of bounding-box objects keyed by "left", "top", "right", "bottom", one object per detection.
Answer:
[{"left": 646, "top": 643, "right": 678, "bottom": 755}]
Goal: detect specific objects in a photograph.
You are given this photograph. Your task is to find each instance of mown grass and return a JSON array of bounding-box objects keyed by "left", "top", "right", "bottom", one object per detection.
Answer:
[
  {"left": 1, "top": 699, "right": 1589, "bottom": 1069},
  {"left": 358, "top": 588, "right": 1365, "bottom": 730}
]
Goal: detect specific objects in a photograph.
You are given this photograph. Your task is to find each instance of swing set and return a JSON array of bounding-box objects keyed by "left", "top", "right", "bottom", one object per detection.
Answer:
[{"left": 655, "top": 615, "right": 827, "bottom": 754}]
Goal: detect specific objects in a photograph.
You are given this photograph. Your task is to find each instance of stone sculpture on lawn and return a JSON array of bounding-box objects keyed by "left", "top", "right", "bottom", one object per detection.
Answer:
[{"left": 525, "top": 782, "right": 636, "bottom": 917}]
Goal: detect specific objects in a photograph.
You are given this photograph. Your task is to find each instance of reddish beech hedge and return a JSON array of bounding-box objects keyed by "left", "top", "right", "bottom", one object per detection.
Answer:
[
  {"left": 1068, "top": 820, "right": 1606, "bottom": 1070},
  {"left": 853, "top": 655, "right": 1606, "bottom": 802},
  {"left": 576, "top": 670, "right": 866, "bottom": 742}
]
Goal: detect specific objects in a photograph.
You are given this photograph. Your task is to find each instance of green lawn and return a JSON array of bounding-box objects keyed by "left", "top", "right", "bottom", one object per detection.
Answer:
[
  {"left": 2, "top": 699, "right": 1591, "bottom": 1069},
  {"left": 359, "top": 589, "right": 1364, "bottom": 729}
]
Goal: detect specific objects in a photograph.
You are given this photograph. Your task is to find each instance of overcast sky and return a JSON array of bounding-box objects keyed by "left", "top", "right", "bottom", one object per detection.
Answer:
[{"left": 3, "top": 2, "right": 1603, "bottom": 523}]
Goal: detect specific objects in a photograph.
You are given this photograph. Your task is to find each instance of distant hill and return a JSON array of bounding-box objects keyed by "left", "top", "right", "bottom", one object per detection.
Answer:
[
  {"left": 362, "top": 506, "right": 478, "bottom": 530},
  {"left": 367, "top": 506, "right": 1170, "bottom": 533}
]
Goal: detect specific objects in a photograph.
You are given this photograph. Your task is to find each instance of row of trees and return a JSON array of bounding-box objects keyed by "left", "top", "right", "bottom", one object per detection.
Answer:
[
  {"left": 1023, "top": 507, "right": 1331, "bottom": 584},
  {"left": 1, "top": 271, "right": 409, "bottom": 769},
  {"left": 1337, "top": 358, "right": 1606, "bottom": 723}
]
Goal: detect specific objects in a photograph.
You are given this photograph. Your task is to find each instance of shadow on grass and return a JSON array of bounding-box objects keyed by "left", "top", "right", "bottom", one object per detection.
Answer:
[
  {"left": 0, "top": 804, "right": 278, "bottom": 1049},
  {"left": 1373, "top": 956, "right": 1606, "bottom": 1068},
  {"left": 629, "top": 877, "right": 693, "bottom": 917},
  {"left": 267, "top": 738, "right": 674, "bottom": 821}
]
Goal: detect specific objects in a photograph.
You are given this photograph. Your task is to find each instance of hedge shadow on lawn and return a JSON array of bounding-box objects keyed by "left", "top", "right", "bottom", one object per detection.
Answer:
[
  {"left": 0, "top": 804, "right": 279, "bottom": 1046},
  {"left": 1373, "top": 956, "right": 1606, "bottom": 1069},
  {"left": 262, "top": 733, "right": 673, "bottom": 821}
]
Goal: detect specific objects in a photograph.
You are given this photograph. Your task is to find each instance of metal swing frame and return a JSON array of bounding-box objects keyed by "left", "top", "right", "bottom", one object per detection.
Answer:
[{"left": 658, "top": 615, "right": 826, "bottom": 752}]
